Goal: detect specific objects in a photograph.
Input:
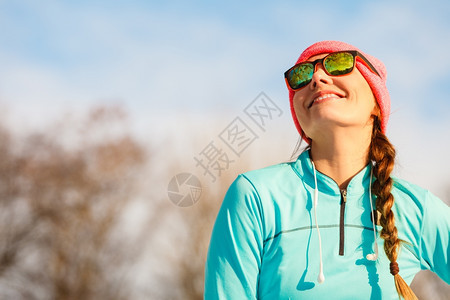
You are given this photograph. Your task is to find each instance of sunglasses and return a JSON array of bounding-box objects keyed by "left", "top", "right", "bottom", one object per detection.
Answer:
[{"left": 284, "top": 50, "right": 381, "bottom": 91}]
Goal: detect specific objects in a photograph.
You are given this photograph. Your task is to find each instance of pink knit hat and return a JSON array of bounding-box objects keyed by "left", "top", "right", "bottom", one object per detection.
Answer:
[{"left": 288, "top": 41, "right": 390, "bottom": 141}]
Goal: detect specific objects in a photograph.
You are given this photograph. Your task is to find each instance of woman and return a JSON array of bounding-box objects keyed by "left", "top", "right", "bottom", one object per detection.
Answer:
[{"left": 204, "top": 41, "right": 449, "bottom": 299}]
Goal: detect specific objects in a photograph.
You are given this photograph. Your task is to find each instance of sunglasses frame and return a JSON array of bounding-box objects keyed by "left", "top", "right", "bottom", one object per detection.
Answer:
[{"left": 284, "top": 50, "right": 381, "bottom": 91}]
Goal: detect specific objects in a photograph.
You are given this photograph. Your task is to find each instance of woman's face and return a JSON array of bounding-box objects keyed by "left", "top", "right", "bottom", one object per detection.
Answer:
[{"left": 292, "top": 53, "right": 377, "bottom": 140}]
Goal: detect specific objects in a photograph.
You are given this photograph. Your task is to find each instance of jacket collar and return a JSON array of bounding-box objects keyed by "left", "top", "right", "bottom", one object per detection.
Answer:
[{"left": 290, "top": 150, "right": 372, "bottom": 196}]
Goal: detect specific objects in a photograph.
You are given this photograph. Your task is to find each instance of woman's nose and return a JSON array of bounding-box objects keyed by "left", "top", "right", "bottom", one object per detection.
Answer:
[{"left": 310, "top": 63, "right": 333, "bottom": 89}]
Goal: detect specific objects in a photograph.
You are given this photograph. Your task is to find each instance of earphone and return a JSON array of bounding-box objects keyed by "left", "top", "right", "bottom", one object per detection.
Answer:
[{"left": 366, "top": 251, "right": 378, "bottom": 261}]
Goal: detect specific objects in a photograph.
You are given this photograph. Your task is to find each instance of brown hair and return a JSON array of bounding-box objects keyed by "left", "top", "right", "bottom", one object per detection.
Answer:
[{"left": 369, "top": 116, "right": 417, "bottom": 300}]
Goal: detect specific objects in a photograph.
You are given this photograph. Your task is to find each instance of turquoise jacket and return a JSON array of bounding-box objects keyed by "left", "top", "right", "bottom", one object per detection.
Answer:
[{"left": 205, "top": 151, "right": 450, "bottom": 299}]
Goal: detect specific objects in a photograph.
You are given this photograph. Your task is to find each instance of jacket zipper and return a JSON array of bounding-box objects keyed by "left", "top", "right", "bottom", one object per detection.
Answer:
[{"left": 339, "top": 189, "right": 347, "bottom": 256}]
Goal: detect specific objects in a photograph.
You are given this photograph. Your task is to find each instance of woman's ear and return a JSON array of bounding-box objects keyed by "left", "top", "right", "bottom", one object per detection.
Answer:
[{"left": 371, "top": 103, "right": 381, "bottom": 118}]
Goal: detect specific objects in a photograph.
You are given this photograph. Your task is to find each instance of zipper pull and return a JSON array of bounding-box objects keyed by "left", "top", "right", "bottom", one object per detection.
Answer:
[{"left": 340, "top": 189, "right": 347, "bottom": 203}]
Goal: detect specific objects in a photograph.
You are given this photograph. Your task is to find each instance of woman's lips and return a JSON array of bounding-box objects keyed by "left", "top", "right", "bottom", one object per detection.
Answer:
[{"left": 308, "top": 91, "right": 345, "bottom": 109}]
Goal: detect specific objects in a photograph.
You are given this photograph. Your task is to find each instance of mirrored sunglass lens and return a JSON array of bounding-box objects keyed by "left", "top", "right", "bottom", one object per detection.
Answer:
[
  {"left": 324, "top": 52, "right": 354, "bottom": 75},
  {"left": 288, "top": 64, "right": 313, "bottom": 89}
]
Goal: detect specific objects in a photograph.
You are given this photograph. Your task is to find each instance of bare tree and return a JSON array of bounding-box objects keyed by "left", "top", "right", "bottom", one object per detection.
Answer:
[{"left": 0, "top": 106, "right": 147, "bottom": 300}]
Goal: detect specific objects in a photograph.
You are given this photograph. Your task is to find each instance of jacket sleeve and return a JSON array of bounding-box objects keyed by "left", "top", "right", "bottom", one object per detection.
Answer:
[
  {"left": 419, "top": 191, "right": 450, "bottom": 283},
  {"left": 204, "top": 174, "right": 264, "bottom": 299}
]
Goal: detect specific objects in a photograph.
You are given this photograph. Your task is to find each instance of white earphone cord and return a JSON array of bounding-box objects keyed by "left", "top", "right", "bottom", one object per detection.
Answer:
[
  {"left": 311, "top": 162, "right": 378, "bottom": 285},
  {"left": 311, "top": 162, "right": 325, "bottom": 284},
  {"left": 367, "top": 164, "right": 378, "bottom": 261}
]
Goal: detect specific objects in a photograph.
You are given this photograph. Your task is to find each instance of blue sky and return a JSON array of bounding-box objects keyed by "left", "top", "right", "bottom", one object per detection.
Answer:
[
  {"left": 0, "top": 0, "right": 449, "bottom": 196},
  {"left": 1, "top": 0, "right": 449, "bottom": 115}
]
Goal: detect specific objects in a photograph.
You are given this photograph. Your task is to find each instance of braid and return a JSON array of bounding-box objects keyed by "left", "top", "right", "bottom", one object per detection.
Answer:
[{"left": 369, "top": 117, "right": 417, "bottom": 300}]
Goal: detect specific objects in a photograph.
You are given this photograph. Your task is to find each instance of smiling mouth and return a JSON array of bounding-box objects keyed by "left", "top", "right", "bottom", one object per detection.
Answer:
[{"left": 309, "top": 93, "right": 343, "bottom": 109}]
